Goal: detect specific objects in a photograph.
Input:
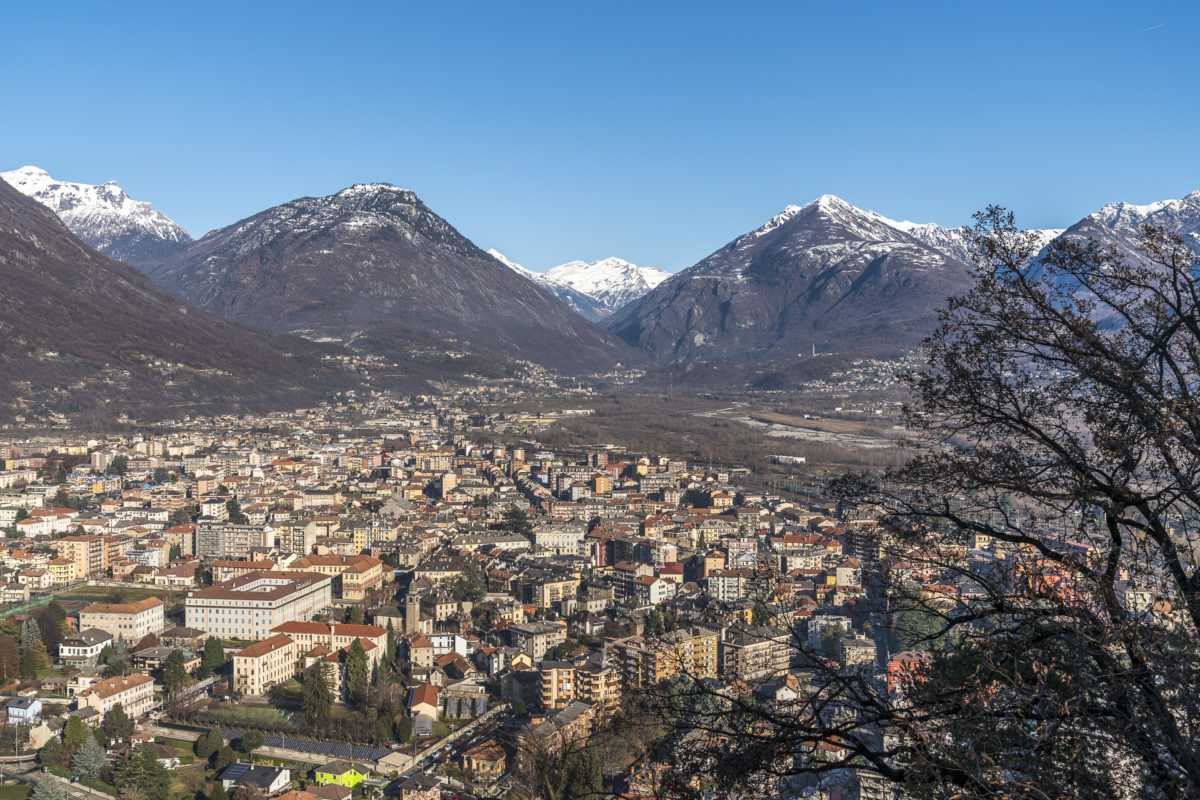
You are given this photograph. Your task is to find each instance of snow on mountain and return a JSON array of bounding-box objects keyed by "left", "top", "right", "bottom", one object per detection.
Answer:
[
  {"left": 544, "top": 257, "right": 670, "bottom": 314},
  {"left": 606, "top": 194, "right": 974, "bottom": 364},
  {"left": 487, "top": 248, "right": 546, "bottom": 284},
  {"left": 1089, "top": 190, "right": 1200, "bottom": 247},
  {"left": 865, "top": 207, "right": 1066, "bottom": 265},
  {"left": 0, "top": 165, "right": 192, "bottom": 268},
  {"left": 488, "top": 250, "right": 665, "bottom": 320}
]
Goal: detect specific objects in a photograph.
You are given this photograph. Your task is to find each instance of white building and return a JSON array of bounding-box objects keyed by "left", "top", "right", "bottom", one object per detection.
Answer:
[{"left": 186, "top": 570, "right": 331, "bottom": 640}]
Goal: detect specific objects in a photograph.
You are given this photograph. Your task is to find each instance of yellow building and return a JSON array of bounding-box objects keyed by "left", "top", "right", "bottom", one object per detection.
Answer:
[
  {"left": 611, "top": 626, "right": 718, "bottom": 689},
  {"left": 48, "top": 557, "right": 78, "bottom": 584},
  {"left": 313, "top": 760, "right": 370, "bottom": 788}
]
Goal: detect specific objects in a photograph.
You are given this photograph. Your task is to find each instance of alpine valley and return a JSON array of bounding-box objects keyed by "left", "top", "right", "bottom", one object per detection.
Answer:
[{"left": 4, "top": 163, "right": 1199, "bottom": 422}]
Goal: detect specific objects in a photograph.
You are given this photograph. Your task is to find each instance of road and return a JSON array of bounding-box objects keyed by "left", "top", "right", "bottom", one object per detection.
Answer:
[
  {"left": 382, "top": 703, "right": 510, "bottom": 775},
  {"left": 3, "top": 765, "right": 116, "bottom": 800}
]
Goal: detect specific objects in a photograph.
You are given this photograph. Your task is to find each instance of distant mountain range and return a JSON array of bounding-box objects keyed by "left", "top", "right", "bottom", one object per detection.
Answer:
[
  {"left": 0, "top": 179, "right": 360, "bottom": 424},
  {"left": 0, "top": 166, "right": 192, "bottom": 268},
  {"left": 605, "top": 192, "right": 1200, "bottom": 366},
  {"left": 4, "top": 163, "right": 1199, "bottom": 407},
  {"left": 488, "top": 251, "right": 669, "bottom": 321}
]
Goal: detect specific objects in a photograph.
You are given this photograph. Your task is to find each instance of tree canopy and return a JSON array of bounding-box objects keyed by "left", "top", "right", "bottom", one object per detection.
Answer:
[{"left": 643, "top": 215, "right": 1200, "bottom": 800}]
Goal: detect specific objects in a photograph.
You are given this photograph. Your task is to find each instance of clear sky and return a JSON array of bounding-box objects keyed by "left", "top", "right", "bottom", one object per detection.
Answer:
[{"left": 3, "top": 1, "right": 1197, "bottom": 272}]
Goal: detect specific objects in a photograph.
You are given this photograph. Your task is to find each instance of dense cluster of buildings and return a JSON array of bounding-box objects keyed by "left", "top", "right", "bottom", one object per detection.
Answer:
[{"left": 0, "top": 392, "right": 1175, "bottom": 800}]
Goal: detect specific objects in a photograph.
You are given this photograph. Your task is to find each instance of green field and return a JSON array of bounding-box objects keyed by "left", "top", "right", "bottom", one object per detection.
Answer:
[
  {"left": 54, "top": 585, "right": 183, "bottom": 604},
  {"left": 0, "top": 786, "right": 32, "bottom": 800},
  {"left": 199, "top": 704, "right": 294, "bottom": 729}
]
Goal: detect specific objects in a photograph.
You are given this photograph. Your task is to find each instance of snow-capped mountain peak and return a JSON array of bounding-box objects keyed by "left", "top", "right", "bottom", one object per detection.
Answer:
[
  {"left": 1, "top": 165, "right": 192, "bottom": 268},
  {"left": 545, "top": 257, "right": 670, "bottom": 314},
  {"left": 489, "top": 250, "right": 669, "bottom": 320}
]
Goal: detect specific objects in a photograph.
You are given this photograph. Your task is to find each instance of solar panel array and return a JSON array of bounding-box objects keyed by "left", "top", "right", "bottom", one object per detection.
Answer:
[
  {"left": 218, "top": 728, "right": 389, "bottom": 761},
  {"left": 222, "top": 763, "right": 250, "bottom": 781}
]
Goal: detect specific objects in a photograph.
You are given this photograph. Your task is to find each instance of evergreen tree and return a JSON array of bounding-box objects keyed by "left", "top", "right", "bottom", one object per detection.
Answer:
[
  {"left": 212, "top": 745, "right": 236, "bottom": 772},
  {"left": 33, "top": 606, "right": 63, "bottom": 657},
  {"left": 300, "top": 662, "right": 334, "bottom": 724},
  {"left": 72, "top": 735, "right": 107, "bottom": 779},
  {"left": 163, "top": 649, "right": 189, "bottom": 695},
  {"left": 38, "top": 736, "right": 64, "bottom": 768},
  {"left": 194, "top": 729, "right": 223, "bottom": 760},
  {"left": 31, "top": 774, "right": 65, "bottom": 800},
  {"left": 0, "top": 638, "right": 19, "bottom": 680},
  {"left": 225, "top": 499, "right": 248, "bottom": 525},
  {"left": 208, "top": 783, "right": 228, "bottom": 800},
  {"left": 20, "top": 617, "right": 40, "bottom": 648},
  {"left": 137, "top": 745, "right": 171, "bottom": 800},
  {"left": 105, "top": 702, "right": 133, "bottom": 742},
  {"left": 97, "top": 644, "right": 115, "bottom": 666},
  {"left": 103, "top": 655, "right": 130, "bottom": 678},
  {"left": 20, "top": 646, "right": 38, "bottom": 679},
  {"left": 63, "top": 715, "right": 89, "bottom": 751},
  {"left": 344, "top": 638, "right": 369, "bottom": 707},
  {"left": 394, "top": 712, "right": 413, "bottom": 743},
  {"left": 239, "top": 730, "right": 263, "bottom": 756},
  {"left": 196, "top": 637, "right": 225, "bottom": 679},
  {"left": 501, "top": 506, "right": 533, "bottom": 540},
  {"left": 562, "top": 743, "right": 603, "bottom": 800},
  {"left": 452, "top": 560, "right": 487, "bottom": 603}
]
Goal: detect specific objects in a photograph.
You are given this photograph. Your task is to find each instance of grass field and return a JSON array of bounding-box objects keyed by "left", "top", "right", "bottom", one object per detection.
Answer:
[
  {"left": 0, "top": 785, "right": 32, "bottom": 800},
  {"left": 200, "top": 704, "right": 294, "bottom": 730},
  {"left": 54, "top": 585, "right": 183, "bottom": 604}
]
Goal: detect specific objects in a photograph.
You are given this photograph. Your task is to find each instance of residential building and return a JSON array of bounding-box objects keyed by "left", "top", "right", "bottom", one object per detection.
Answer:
[
  {"left": 719, "top": 626, "right": 792, "bottom": 682},
  {"left": 313, "top": 761, "right": 370, "bottom": 788},
  {"left": 6, "top": 696, "right": 42, "bottom": 725},
  {"left": 60, "top": 628, "right": 114, "bottom": 667},
  {"left": 508, "top": 621, "right": 567, "bottom": 661},
  {"left": 233, "top": 634, "right": 297, "bottom": 696},
  {"left": 219, "top": 764, "right": 292, "bottom": 794},
  {"left": 539, "top": 652, "right": 621, "bottom": 715},
  {"left": 288, "top": 554, "right": 384, "bottom": 601},
  {"left": 460, "top": 740, "right": 506, "bottom": 782},
  {"left": 54, "top": 535, "right": 105, "bottom": 579},
  {"left": 612, "top": 626, "right": 719, "bottom": 689},
  {"left": 76, "top": 674, "right": 155, "bottom": 720},
  {"left": 195, "top": 523, "right": 276, "bottom": 561},
  {"left": 78, "top": 597, "right": 165, "bottom": 642}
]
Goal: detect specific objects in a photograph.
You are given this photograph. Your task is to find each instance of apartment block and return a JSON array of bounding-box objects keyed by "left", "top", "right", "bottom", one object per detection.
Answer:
[{"left": 78, "top": 597, "right": 165, "bottom": 642}]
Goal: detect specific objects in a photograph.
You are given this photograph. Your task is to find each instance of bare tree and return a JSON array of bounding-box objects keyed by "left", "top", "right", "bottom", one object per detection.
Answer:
[{"left": 638, "top": 214, "right": 1200, "bottom": 800}]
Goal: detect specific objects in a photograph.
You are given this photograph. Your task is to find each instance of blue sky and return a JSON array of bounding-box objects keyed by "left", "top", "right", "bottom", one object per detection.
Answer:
[{"left": 3, "top": 1, "right": 1197, "bottom": 272}]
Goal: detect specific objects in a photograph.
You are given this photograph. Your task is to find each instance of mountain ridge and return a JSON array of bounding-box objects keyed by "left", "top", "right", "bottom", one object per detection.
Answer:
[
  {"left": 0, "top": 165, "right": 193, "bottom": 269},
  {"left": 0, "top": 179, "right": 362, "bottom": 424},
  {"left": 150, "top": 184, "right": 637, "bottom": 375}
]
